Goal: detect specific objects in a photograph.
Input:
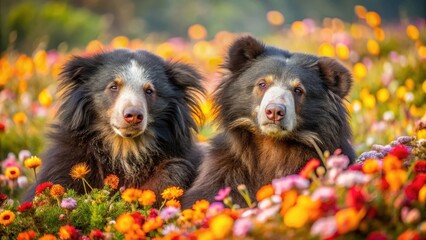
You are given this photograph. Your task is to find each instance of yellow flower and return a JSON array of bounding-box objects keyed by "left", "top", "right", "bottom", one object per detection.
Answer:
[
  {"left": 385, "top": 169, "right": 407, "bottom": 192},
  {"left": 38, "top": 89, "right": 53, "bottom": 108},
  {"left": 297, "top": 195, "right": 321, "bottom": 221},
  {"left": 280, "top": 189, "right": 298, "bottom": 216},
  {"left": 192, "top": 199, "right": 210, "bottom": 212},
  {"left": 180, "top": 209, "right": 194, "bottom": 222},
  {"left": 115, "top": 214, "right": 135, "bottom": 233},
  {"left": 50, "top": 184, "right": 65, "bottom": 198},
  {"left": 256, "top": 184, "right": 275, "bottom": 202},
  {"left": 0, "top": 210, "right": 15, "bottom": 226},
  {"left": 69, "top": 163, "right": 90, "bottom": 180},
  {"left": 367, "top": 39, "right": 380, "bottom": 55},
  {"left": 138, "top": 190, "right": 156, "bottom": 206},
  {"left": 366, "top": 11, "right": 381, "bottom": 28},
  {"left": 353, "top": 63, "right": 367, "bottom": 79},
  {"left": 111, "top": 36, "right": 129, "bottom": 49},
  {"left": 383, "top": 155, "right": 402, "bottom": 172},
  {"left": 284, "top": 205, "right": 309, "bottom": 228},
  {"left": 362, "top": 159, "right": 381, "bottom": 174},
  {"left": 161, "top": 186, "right": 184, "bottom": 200},
  {"left": 38, "top": 234, "right": 57, "bottom": 240},
  {"left": 142, "top": 216, "right": 163, "bottom": 232},
  {"left": 104, "top": 174, "right": 119, "bottom": 189},
  {"left": 24, "top": 156, "right": 42, "bottom": 169},
  {"left": 336, "top": 43, "right": 350, "bottom": 60},
  {"left": 121, "top": 188, "right": 143, "bottom": 203},
  {"left": 166, "top": 199, "right": 181, "bottom": 209},
  {"left": 376, "top": 88, "right": 390, "bottom": 103},
  {"left": 335, "top": 208, "right": 365, "bottom": 234},
  {"left": 209, "top": 213, "right": 234, "bottom": 239},
  {"left": 5, "top": 166, "right": 20, "bottom": 180},
  {"left": 318, "top": 43, "right": 335, "bottom": 57},
  {"left": 13, "top": 112, "right": 28, "bottom": 124}
]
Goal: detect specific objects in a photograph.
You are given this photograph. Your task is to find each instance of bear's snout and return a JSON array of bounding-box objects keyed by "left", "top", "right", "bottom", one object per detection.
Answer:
[
  {"left": 123, "top": 106, "right": 144, "bottom": 124},
  {"left": 265, "top": 103, "right": 286, "bottom": 122}
]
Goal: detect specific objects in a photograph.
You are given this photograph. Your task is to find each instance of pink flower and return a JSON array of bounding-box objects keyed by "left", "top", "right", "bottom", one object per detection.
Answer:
[
  {"left": 272, "top": 175, "right": 309, "bottom": 194},
  {"left": 310, "top": 216, "right": 337, "bottom": 239},
  {"left": 207, "top": 202, "right": 224, "bottom": 218},
  {"left": 326, "top": 155, "right": 350, "bottom": 170},
  {"left": 159, "top": 206, "right": 179, "bottom": 220},
  {"left": 214, "top": 187, "right": 231, "bottom": 201},
  {"left": 233, "top": 218, "right": 253, "bottom": 237}
]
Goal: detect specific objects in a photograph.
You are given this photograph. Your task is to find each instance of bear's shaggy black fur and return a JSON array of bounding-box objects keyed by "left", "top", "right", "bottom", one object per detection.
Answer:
[
  {"left": 182, "top": 36, "right": 355, "bottom": 207},
  {"left": 24, "top": 49, "right": 204, "bottom": 204}
]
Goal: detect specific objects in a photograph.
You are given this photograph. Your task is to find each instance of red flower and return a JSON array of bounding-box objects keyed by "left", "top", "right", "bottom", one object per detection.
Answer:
[
  {"left": 58, "top": 225, "right": 78, "bottom": 240},
  {"left": 0, "top": 192, "right": 7, "bottom": 207},
  {"left": 405, "top": 174, "right": 426, "bottom": 201},
  {"left": 17, "top": 230, "right": 37, "bottom": 240},
  {"left": 347, "top": 163, "right": 363, "bottom": 172},
  {"left": 389, "top": 145, "right": 410, "bottom": 160},
  {"left": 345, "top": 186, "right": 366, "bottom": 211},
  {"left": 17, "top": 202, "right": 33, "bottom": 212},
  {"left": 0, "top": 122, "right": 5, "bottom": 133},
  {"left": 35, "top": 182, "right": 53, "bottom": 195},
  {"left": 413, "top": 160, "right": 426, "bottom": 174},
  {"left": 379, "top": 178, "right": 390, "bottom": 191},
  {"left": 299, "top": 158, "right": 321, "bottom": 178},
  {"left": 149, "top": 208, "right": 158, "bottom": 219},
  {"left": 130, "top": 212, "right": 146, "bottom": 225},
  {"left": 367, "top": 232, "right": 388, "bottom": 240},
  {"left": 89, "top": 229, "right": 105, "bottom": 240}
]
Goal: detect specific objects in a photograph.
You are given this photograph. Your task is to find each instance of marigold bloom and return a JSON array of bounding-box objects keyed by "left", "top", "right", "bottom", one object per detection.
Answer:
[
  {"left": 284, "top": 205, "right": 309, "bottom": 228},
  {"left": 13, "top": 112, "right": 27, "bottom": 124},
  {"left": 38, "top": 234, "right": 57, "bottom": 240},
  {"left": 280, "top": 189, "right": 298, "bottom": 216},
  {"left": 104, "top": 174, "right": 119, "bottom": 189},
  {"left": 17, "top": 230, "right": 37, "bottom": 240},
  {"left": 209, "top": 213, "right": 234, "bottom": 239},
  {"left": 385, "top": 169, "right": 407, "bottom": 191},
  {"left": 0, "top": 210, "right": 15, "bottom": 226},
  {"left": 362, "top": 159, "right": 381, "bottom": 174},
  {"left": 17, "top": 202, "right": 33, "bottom": 212},
  {"left": 383, "top": 155, "right": 402, "bottom": 172},
  {"left": 115, "top": 214, "right": 135, "bottom": 233},
  {"left": 121, "top": 188, "right": 142, "bottom": 203},
  {"left": 5, "top": 166, "right": 20, "bottom": 180},
  {"left": 138, "top": 189, "right": 156, "bottom": 206},
  {"left": 256, "top": 184, "right": 275, "bottom": 201},
  {"left": 50, "top": 184, "right": 65, "bottom": 198},
  {"left": 24, "top": 156, "right": 42, "bottom": 169},
  {"left": 299, "top": 158, "right": 321, "bottom": 178},
  {"left": 166, "top": 199, "right": 181, "bottom": 209},
  {"left": 161, "top": 186, "right": 184, "bottom": 200},
  {"left": 142, "top": 216, "right": 163, "bottom": 232},
  {"left": 36, "top": 182, "right": 53, "bottom": 195},
  {"left": 70, "top": 163, "right": 90, "bottom": 180},
  {"left": 335, "top": 207, "right": 365, "bottom": 234},
  {"left": 58, "top": 225, "right": 78, "bottom": 240},
  {"left": 192, "top": 199, "right": 210, "bottom": 212}
]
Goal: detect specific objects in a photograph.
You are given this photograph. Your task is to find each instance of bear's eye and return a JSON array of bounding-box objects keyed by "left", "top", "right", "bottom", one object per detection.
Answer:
[
  {"left": 294, "top": 87, "right": 304, "bottom": 95},
  {"left": 258, "top": 81, "right": 267, "bottom": 90},
  {"left": 110, "top": 83, "right": 119, "bottom": 92},
  {"left": 145, "top": 88, "right": 154, "bottom": 95}
]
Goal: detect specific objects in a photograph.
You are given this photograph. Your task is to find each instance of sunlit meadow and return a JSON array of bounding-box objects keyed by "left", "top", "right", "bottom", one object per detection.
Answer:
[{"left": 0, "top": 5, "right": 426, "bottom": 239}]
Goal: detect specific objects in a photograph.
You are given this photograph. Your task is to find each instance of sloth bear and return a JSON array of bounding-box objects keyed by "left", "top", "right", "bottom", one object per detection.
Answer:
[
  {"left": 182, "top": 36, "right": 356, "bottom": 207},
  {"left": 24, "top": 49, "right": 204, "bottom": 204}
]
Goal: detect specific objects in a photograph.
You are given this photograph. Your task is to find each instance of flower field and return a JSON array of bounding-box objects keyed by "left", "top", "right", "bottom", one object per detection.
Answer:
[{"left": 1, "top": 5, "right": 426, "bottom": 240}]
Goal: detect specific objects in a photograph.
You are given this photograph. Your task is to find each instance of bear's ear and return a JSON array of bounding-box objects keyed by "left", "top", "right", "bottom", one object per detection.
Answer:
[
  {"left": 225, "top": 35, "right": 265, "bottom": 73},
  {"left": 317, "top": 57, "right": 353, "bottom": 98},
  {"left": 165, "top": 61, "right": 204, "bottom": 94}
]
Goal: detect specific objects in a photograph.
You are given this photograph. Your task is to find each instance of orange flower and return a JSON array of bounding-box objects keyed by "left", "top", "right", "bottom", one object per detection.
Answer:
[
  {"left": 335, "top": 207, "right": 365, "bottom": 234},
  {"left": 115, "top": 214, "right": 135, "bottom": 233},
  {"left": 383, "top": 155, "right": 402, "bottom": 172},
  {"left": 17, "top": 230, "right": 37, "bottom": 240},
  {"left": 398, "top": 229, "right": 421, "bottom": 240},
  {"left": 5, "top": 166, "right": 20, "bottom": 180},
  {"left": 50, "top": 184, "right": 65, "bottom": 198},
  {"left": 121, "top": 188, "right": 143, "bottom": 203},
  {"left": 13, "top": 112, "right": 28, "bottom": 124},
  {"left": 362, "top": 159, "right": 381, "bottom": 174},
  {"left": 299, "top": 158, "right": 321, "bottom": 178},
  {"left": 192, "top": 199, "right": 210, "bottom": 212},
  {"left": 142, "top": 216, "right": 163, "bottom": 232},
  {"left": 419, "top": 186, "right": 426, "bottom": 204},
  {"left": 24, "top": 156, "right": 42, "bottom": 169},
  {"left": 280, "top": 189, "right": 298, "bottom": 216},
  {"left": 161, "top": 186, "right": 184, "bottom": 200},
  {"left": 138, "top": 190, "right": 156, "bottom": 206},
  {"left": 297, "top": 195, "right": 321, "bottom": 221},
  {"left": 38, "top": 234, "right": 57, "bottom": 240},
  {"left": 256, "top": 184, "right": 274, "bottom": 201},
  {"left": 104, "top": 174, "right": 119, "bottom": 189},
  {"left": 70, "top": 163, "right": 90, "bottom": 180},
  {"left": 385, "top": 169, "right": 407, "bottom": 192},
  {"left": 266, "top": 10, "right": 285, "bottom": 26},
  {"left": 209, "top": 213, "right": 234, "bottom": 239},
  {"left": 284, "top": 205, "right": 309, "bottom": 228},
  {"left": 180, "top": 209, "right": 194, "bottom": 222},
  {"left": 188, "top": 24, "right": 207, "bottom": 40},
  {"left": 0, "top": 210, "right": 15, "bottom": 226},
  {"left": 58, "top": 225, "right": 77, "bottom": 240},
  {"left": 166, "top": 199, "right": 181, "bottom": 208}
]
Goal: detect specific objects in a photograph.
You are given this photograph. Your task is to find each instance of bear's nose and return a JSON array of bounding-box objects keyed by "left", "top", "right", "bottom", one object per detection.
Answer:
[
  {"left": 123, "top": 107, "right": 144, "bottom": 124},
  {"left": 265, "top": 103, "right": 286, "bottom": 121}
]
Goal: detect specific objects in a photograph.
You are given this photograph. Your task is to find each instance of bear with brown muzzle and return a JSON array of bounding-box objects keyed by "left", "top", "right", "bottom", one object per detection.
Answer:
[{"left": 182, "top": 36, "right": 356, "bottom": 208}]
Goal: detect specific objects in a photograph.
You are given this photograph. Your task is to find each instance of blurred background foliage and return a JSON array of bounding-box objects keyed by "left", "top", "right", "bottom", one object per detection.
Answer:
[
  {"left": 0, "top": 0, "right": 425, "bottom": 160},
  {"left": 1, "top": 0, "right": 425, "bottom": 53}
]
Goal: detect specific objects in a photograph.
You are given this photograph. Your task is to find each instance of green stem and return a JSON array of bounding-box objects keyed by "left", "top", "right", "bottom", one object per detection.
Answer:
[{"left": 33, "top": 168, "right": 38, "bottom": 183}]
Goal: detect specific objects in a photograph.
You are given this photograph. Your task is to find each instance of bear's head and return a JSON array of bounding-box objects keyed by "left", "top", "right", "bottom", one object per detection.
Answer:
[{"left": 215, "top": 36, "right": 353, "bottom": 147}]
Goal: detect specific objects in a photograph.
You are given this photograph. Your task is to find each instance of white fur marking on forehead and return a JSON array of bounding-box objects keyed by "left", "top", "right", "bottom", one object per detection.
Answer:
[{"left": 124, "top": 60, "right": 150, "bottom": 85}]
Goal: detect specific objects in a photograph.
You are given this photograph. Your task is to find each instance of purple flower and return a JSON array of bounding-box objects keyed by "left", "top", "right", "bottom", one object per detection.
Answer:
[
  {"left": 214, "top": 187, "right": 231, "bottom": 201},
  {"left": 272, "top": 175, "right": 309, "bottom": 194},
  {"left": 310, "top": 216, "right": 337, "bottom": 239},
  {"left": 311, "top": 187, "right": 335, "bottom": 201},
  {"left": 233, "top": 218, "right": 253, "bottom": 237},
  {"left": 326, "top": 155, "right": 350, "bottom": 170},
  {"left": 61, "top": 197, "right": 77, "bottom": 210},
  {"left": 159, "top": 206, "right": 179, "bottom": 220}
]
